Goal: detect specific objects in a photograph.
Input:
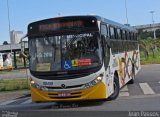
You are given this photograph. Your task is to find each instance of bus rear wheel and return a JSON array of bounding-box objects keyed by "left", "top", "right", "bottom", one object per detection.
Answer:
[{"left": 108, "top": 75, "right": 120, "bottom": 101}]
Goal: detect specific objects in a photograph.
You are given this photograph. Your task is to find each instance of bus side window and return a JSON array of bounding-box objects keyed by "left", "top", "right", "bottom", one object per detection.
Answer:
[
  {"left": 129, "top": 32, "right": 131, "bottom": 40},
  {"left": 109, "top": 26, "right": 115, "bottom": 39},
  {"left": 131, "top": 33, "right": 133, "bottom": 40},
  {"left": 125, "top": 31, "right": 127, "bottom": 40},
  {"left": 117, "top": 29, "right": 121, "bottom": 39},
  {"left": 127, "top": 31, "right": 129, "bottom": 40},
  {"left": 101, "top": 24, "right": 110, "bottom": 48},
  {"left": 122, "top": 30, "right": 126, "bottom": 40},
  {"left": 135, "top": 33, "right": 138, "bottom": 40},
  {"left": 133, "top": 33, "right": 135, "bottom": 40},
  {"left": 101, "top": 24, "right": 108, "bottom": 36},
  {"left": 114, "top": 28, "right": 118, "bottom": 39},
  {"left": 120, "top": 29, "right": 123, "bottom": 40}
]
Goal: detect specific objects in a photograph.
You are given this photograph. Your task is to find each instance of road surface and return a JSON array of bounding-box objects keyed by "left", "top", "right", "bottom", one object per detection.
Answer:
[{"left": 0, "top": 64, "right": 160, "bottom": 117}]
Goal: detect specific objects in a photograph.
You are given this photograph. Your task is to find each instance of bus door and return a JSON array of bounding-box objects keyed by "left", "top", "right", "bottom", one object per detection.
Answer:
[{"left": 101, "top": 24, "right": 112, "bottom": 96}]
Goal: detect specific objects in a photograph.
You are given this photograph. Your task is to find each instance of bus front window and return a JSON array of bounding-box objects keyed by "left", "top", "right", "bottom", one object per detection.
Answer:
[{"left": 29, "top": 32, "right": 102, "bottom": 72}]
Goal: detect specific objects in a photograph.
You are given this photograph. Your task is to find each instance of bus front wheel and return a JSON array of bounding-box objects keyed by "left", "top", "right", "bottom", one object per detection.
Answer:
[{"left": 108, "top": 75, "right": 120, "bottom": 101}]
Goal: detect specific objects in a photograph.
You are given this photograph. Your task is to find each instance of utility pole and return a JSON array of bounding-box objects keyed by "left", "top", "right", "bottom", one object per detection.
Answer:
[
  {"left": 125, "top": 0, "right": 129, "bottom": 25},
  {"left": 150, "top": 11, "right": 156, "bottom": 39},
  {"left": 7, "top": 0, "right": 12, "bottom": 51},
  {"left": 7, "top": 0, "right": 13, "bottom": 69}
]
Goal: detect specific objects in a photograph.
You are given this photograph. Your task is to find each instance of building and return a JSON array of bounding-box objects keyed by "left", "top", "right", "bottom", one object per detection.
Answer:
[{"left": 10, "top": 30, "right": 23, "bottom": 44}]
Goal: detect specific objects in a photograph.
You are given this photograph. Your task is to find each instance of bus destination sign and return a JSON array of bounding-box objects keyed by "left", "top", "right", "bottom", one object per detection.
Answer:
[{"left": 39, "top": 20, "right": 84, "bottom": 32}]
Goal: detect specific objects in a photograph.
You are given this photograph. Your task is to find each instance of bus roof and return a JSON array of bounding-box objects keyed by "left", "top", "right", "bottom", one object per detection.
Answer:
[
  {"left": 94, "top": 15, "right": 136, "bottom": 32},
  {"left": 28, "top": 15, "right": 137, "bottom": 33}
]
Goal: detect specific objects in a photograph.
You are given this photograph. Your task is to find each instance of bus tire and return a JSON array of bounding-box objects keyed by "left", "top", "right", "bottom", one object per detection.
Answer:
[
  {"left": 128, "top": 64, "right": 135, "bottom": 84},
  {"left": 108, "top": 75, "right": 120, "bottom": 101}
]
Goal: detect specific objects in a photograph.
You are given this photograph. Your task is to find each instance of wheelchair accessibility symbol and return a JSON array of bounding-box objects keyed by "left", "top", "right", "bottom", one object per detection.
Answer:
[{"left": 63, "top": 60, "right": 72, "bottom": 70}]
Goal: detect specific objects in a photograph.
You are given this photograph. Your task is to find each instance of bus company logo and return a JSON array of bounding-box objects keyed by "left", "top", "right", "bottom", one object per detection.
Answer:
[{"left": 61, "top": 84, "right": 66, "bottom": 89}]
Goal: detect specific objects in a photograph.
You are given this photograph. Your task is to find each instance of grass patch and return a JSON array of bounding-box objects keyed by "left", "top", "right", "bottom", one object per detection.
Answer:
[
  {"left": 140, "top": 51, "right": 160, "bottom": 65},
  {"left": 0, "top": 79, "right": 30, "bottom": 92}
]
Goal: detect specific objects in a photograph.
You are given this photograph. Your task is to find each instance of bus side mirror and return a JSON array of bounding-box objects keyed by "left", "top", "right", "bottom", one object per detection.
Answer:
[{"left": 20, "top": 34, "right": 28, "bottom": 58}]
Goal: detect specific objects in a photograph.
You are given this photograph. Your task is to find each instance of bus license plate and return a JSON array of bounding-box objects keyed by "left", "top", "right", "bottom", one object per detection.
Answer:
[{"left": 58, "top": 92, "right": 71, "bottom": 97}]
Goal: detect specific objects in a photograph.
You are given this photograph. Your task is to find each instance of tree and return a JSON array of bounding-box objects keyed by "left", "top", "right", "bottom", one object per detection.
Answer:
[
  {"left": 139, "top": 39, "right": 149, "bottom": 59},
  {"left": 138, "top": 29, "right": 155, "bottom": 39},
  {"left": 3, "top": 41, "right": 8, "bottom": 45}
]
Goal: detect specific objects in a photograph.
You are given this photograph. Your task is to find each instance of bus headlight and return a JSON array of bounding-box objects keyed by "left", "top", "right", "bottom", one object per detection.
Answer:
[
  {"left": 29, "top": 78, "right": 35, "bottom": 86},
  {"left": 30, "top": 80, "right": 37, "bottom": 88},
  {"left": 30, "top": 78, "right": 48, "bottom": 91},
  {"left": 30, "top": 79, "right": 40, "bottom": 89},
  {"left": 97, "top": 76, "right": 103, "bottom": 81},
  {"left": 83, "top": 73, "right": 104, "bottom": 89},
  {"left": 30, "top": 80, "right": 35, "bottom": 85}
]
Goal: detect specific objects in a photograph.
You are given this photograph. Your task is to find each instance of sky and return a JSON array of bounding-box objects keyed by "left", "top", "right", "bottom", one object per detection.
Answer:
[{"left": 0, "top": 0, "right": 160, "bottom": 44}]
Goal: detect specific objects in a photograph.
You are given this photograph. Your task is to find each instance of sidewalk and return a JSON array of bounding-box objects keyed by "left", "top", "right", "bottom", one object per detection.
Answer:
[{"left": 0, "top": 90, "right": 30, "bottom": 103}]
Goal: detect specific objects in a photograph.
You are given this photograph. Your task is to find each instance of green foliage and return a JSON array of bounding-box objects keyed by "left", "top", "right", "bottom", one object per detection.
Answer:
[
  {"left": 140, "top": 51, "right": 160, "bottom": 64},
  {"left": 138, "top": 30, "right": 153, "bottom": 39},
  {"left": 139, "top": 37, "right": 160, "bottom": 64},
  {"left": 0, "top": 79, "right": 29, "bottom": 92}
]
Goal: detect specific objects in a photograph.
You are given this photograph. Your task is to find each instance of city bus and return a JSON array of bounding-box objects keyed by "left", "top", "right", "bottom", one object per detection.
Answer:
[{"left": 22, "top": 15, "right": 141, "bottom": 102}]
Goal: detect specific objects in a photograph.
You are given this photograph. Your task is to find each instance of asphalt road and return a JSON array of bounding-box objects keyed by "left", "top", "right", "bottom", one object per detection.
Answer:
[{"left": 0, "top": 64, "right": 160, "bottom": 116}]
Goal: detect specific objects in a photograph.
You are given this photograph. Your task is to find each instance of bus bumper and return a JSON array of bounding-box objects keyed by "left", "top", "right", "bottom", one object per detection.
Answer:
[{"left": 31, "top": 82, "right": 107, "bottom": 102}]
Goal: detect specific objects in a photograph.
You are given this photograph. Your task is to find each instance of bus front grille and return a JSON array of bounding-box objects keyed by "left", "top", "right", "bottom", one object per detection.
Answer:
[
  {"left": 49, "top": 96, "right": 81, "bottom": 99},
  {"left": 46, "top": 84, "right": 83, "bottom": 89}
]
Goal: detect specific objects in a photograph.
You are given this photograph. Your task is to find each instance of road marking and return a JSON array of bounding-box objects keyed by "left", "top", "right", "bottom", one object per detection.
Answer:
[
  {"left": 0, "top": 100, "right": 16, "bottom": 106},
  {"left": 121, "top": 85, "right": 128, "bottom": 92},
  {"left": 21, "top": 99, "right": 32, "bottom": 104},
  {"left": 118, "top": 93, "right": 160, "bottom": 100},
  {"left": 139, "top": 83, "right": 155, "bottom": 95},
  {"left": 119, "top": 85, "right": 129, "bottom": 97},
  {"left": 119, "top": 92, "right": 129, "bottom": 97}
]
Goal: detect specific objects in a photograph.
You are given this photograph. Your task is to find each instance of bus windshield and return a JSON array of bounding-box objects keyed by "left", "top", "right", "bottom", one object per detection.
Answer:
[{"left": 29, "top": 32, "right": 102, "bottom": 72}]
